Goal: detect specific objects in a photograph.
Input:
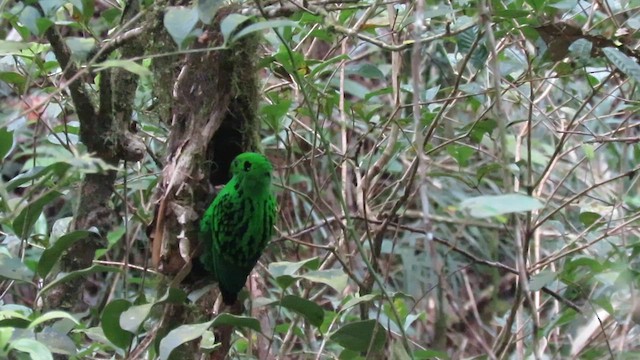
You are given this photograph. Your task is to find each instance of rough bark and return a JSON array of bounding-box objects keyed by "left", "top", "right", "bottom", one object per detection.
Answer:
[{"left": 41, "top": 2, "right": 145, "bottom": 311}]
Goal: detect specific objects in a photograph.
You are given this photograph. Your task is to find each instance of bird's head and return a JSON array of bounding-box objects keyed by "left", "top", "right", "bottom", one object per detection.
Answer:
[{"left": 230, "top": 152, "right": 274, "bottom": 192}]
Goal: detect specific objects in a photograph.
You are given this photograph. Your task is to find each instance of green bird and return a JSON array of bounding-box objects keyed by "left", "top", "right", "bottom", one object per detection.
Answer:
[{"left": 200, "top": 152, "right": 277, "bottom": 305}]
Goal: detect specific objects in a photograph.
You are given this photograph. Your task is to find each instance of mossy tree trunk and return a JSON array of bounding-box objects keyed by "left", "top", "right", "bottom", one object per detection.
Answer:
[
  {"left": 145, "top": 3, "right": 261, "bottom": 358},
  {"left": 40, "top": 1, "right": 260, "bottom": 356}
]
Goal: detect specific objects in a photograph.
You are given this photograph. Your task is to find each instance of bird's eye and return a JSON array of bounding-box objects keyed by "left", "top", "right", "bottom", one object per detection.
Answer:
[
  {"left": 244, "top": 161, "right": 252, "bottom": 171},
  {"left": 264, "top": 172, "right": 270, "bottom": 178}
]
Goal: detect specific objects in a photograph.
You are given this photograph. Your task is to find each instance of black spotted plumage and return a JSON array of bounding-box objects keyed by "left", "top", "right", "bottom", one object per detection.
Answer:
[{"left": 199, "top": 152, "right": 276, "bottom": 304}]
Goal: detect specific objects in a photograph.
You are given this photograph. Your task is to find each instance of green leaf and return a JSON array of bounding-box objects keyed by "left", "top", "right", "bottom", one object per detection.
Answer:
[
  {"left": 0, "top": 40, "right": 32, "bottom": 55},
  {"left": 269, "top": 257, "right": 319, "bottom": 277},
  {"left": 528, "top": 270, "right": 556, "bottom": 291},
  {"left": 231, "top": 19, "right": 300, "bottom": 43},
  {"left": 158, "top": 321, "right": 213, "bottom": 360},
  {"left": 0, "top": 72, "right": 26, "bottom": 88},
  {"left": 0, "top": 327, "right": 13, "bottom": 349},
  {"left": 446, "top": 145, "right": 475, "bottom": 167},
  {"left": 199, "top": 330, "right": 218, "bottom": 350},
  {"left": 119, "top": 303, "right": 153, "bottom": 334},
  {"left": 579, "top": 211, "right": 602, "bottom": 227},
  {"left": 39, "top": 265, "right": 122, "bottom": 298},
  {"left": 279, "top": 295, "right": 324, "bottom": 327},
  {"left": 9, "top": 338, "right": 53, "bottom": 360},
  {"left": 273, "top": 274, "right": 297, "bottom": 290},
  {"left": 68, "top": 0, "right": 94, "bottom": 19},
  {"left": 39, "top": 0, "right": 65, "bottom": 15},
  {"left": 468, "top": 118, "right": 497, "bottom": 143},
  {"left": 164, "top": 6, "right": 199, "bottom": 48},
  {"left": 331, "top": 320, "right": 386, "bottom": 352},
  {"left": 493, "top": 10, "right": 531, "bottom": 18},
  {"left": 35, "top": 329, "right": 77, "bottom": 356},
  {"left": 28, "top": 311, "right": 79, "bottom": 329},
  {"left": 564, "top": 256, "right": 603, "bottom": 274},
  {"left": 568, "top": 38, "right": 592, "bottom": 64},
  {"left": 423, "top": 6, "right": 455, "bottom": 18},
  {"left": 0, "top": 255, "right": 34, "bottom": 283},
  {"left": 0, "top": 317, "right": 30, "bottom": 329},
  {"left": 341, "top": 294, "right": 380, "bottom": 311},
  {"left": 542, "top": 309, "right": 577, "bottom": 337},
  {"left": 211, "top": 314, "right": 261, "bottom": 332},
  {"left": 0, "top": 128, "right": 14, "bottom": 160},
  {"left": 13, "top": 191, "right": 63, "bottom": 238},
  {"left": 7, "top": 163, "right": 70, "bottom": 192},
  {"left": 524, "top": 0, "right": 546, "bottom": 11},
  {"left": 220, "top": 14, "right": 250, "bottom": 43},
  {"left": 157, "top": 287, "right": 188, "bottom": 304},
  {"left": 330, "top": 78, "right": 368, "bottom": 99},
  {"left": 300, "top": 269, "right": 348, "bottom": 293},
  {"left": 274, "top": 47, "right": 306, "bottom": 75},
  {"left": 261, "top": 100, "right": 292, "bottom": 129},
  {"left": 390, "top": 340, "right": 412, "bottom": 360},
  {"left": 19, "top": 6, "right": 43, "bottom": 36},
  {"left": 101, "top": 299, "right": 134, "bottom": 349},
  {"left": 457, "top": 26, "right": 478, "bottom": 54},
  {"left": 94, "top": 60, "right": 151, "bottom": 77},
  {"left": 459, "top": 193, "right": 543, "bottom": 218},
  {"left": 69, "top": 0, "right": 84, "bottom": 13},
  {"left": 102, "top": 8, "right": 121, "bottom": 25},
  {"left": 38, "top": 229, "right": 100, "bottom": 278},
  {"left": 603, "top": 47, "right": 640, "bottom": 84},
  {"left": 476, "top": 163, "right": 501, "bottom": 183},
  {"left": 197, "top": 0, "right": 224, "bottom": 25},
  {"left": 65, "top": 37, "right": 96, "bottom": 61},
  {"left": 309, "top": 54, "right": 350, "bottom": 77},
  {"left": 352, "top": 63, "right": 384, "bottom": 79},
  {"left": 413, "top": 349, "right": 450, "bottom": 359}
]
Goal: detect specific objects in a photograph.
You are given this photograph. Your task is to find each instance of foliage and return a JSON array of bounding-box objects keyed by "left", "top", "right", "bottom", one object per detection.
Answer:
[{"left": 1, "top": 0, "right": 640, "bottom": 358}]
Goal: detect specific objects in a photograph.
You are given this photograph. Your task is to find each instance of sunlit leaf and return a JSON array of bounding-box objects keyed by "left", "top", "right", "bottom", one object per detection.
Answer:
[
  {"left": 159, "top": 321, "right": 213, "bottom": 360},
  {"left": 300, "top": 269, "right": 348, "bottom": 293},
  {"left": 0, "top": 40, "right": 32, "bottom": 55},
  {"left": 269, "top": 258, "right": 319, "bottom": 278},
  {"left": 9, "top": 338, "right": 53, "bottom": 360},
  {"left": 341, "top": 294, "right": 380, "bottom": 311},
  {"left": 220, "top": 14, "right": 250, "bottom": 43},
  {"left": 94, "top": 60, "right": 151, "bottom": 77},
  {"left": 119, "top": 303, "right": 153, "bottom": 334}
]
